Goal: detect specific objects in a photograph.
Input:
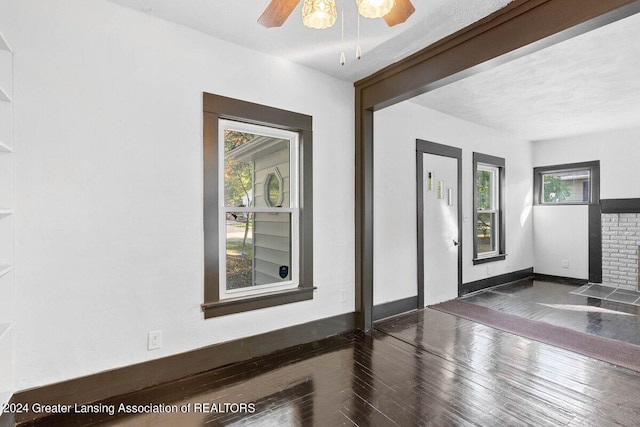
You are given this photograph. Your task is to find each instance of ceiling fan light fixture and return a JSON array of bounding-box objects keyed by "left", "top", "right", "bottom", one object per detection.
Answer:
[
  {"left": 357, "top": 0, "right": 395, "bottom": 19},
  {"left": 302, "top": 0, "right": 338, "bottom": 29}
]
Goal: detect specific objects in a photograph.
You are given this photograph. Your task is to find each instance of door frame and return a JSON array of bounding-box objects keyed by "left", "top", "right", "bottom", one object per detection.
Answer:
[
  {"left": 417, "top": 140, "right": 463, "bottom": 308},
  {"left": 355, "top": 0, "right": 640, "bottom": 330}
]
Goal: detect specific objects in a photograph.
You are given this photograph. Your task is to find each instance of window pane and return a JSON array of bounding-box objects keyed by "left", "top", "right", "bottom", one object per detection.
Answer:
[
  {"left": 476, "top": 169, "right": 494, "bottom": 210},
  {"left": 542, "top": 169, "right": 590, "bottom": 203},
  {"left": 253, "top": 212, "right": 291, "bottom": 285},
  {"left": 477, "top": 212, "right": 496, "bottom": 254},
  {"left": 224, "top": 130, "right": 290, "bottom": 208},
  {"left": 225, "top": 212, "right": 292, "bottom": 291},
  {"left": 224, "top": 130, "right": 255, "bottom": 207},
  {"left": 225, "top": 212, "right": 254, "bottom": 290}
]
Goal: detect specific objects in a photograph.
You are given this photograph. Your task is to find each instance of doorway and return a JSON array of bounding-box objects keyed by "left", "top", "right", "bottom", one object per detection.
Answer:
[
  {"left": 355, "top": 1, "right": 639, "bottom": 330},
  {"left": 417, "top": 140, "right": 462, "bottom": 307}
]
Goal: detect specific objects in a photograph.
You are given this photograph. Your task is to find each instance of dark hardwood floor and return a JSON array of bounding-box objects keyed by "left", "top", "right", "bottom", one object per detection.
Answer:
[
  {"left": 19, "top": 280, "right": 640, "bottom": 426},
  {"left": 459, "top": 278, "right": 640, "bottom": 345}
]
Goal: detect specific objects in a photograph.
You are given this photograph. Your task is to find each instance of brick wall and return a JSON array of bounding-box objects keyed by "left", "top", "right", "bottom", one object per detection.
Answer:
[{"left": 602, "top": 213, "right": 640, "bottom": 290}]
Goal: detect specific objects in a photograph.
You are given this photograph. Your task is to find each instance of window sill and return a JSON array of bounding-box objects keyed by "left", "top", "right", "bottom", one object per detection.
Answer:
[
  {"left": 535, "top": 202, "right": 591, "bottom": 206},
  {"left": 202, "top": 287, "right": 315, "bottom": 319},
  {"left": 473, "top": 254, "right": 506, "bottom": 265}
]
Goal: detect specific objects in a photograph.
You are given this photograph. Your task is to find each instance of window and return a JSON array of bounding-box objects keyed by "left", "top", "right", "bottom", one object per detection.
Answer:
[
  {"left": 220, "top": 120, "right": 299, "bottom": 300},
  {"left": 473, "top": 153, "right": 506, "bottom": 264},
  {"left": 534, "top": 162, "right": 599, "bottom": 205},
  {"left": 476, "top": 165, "right": 499, "bottom": 256},
  {"left": 202, "top": 93, "right": 313, "bottom": 318}
]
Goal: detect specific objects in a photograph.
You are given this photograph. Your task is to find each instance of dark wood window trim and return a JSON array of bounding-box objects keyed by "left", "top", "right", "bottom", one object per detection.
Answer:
[
  {"left": 354, "top": 0, "right": 638, "bottom": 330},
  {"left": 202, "top": 93, "right": 314, "bottom": 318},
  {"left": 533, "top": 161, "right": 600, "bottom": 206},
  {"left": 533, "top": 161, "right": 602, "bottom": 283},
  {"left": 473, "top": 152, "right": 506, "bottom": 265}
]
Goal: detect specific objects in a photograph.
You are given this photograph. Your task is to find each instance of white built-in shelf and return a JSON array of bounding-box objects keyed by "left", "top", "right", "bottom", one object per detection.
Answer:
[
  {"left": 0, "top": 85, "right": 10, "bottom": 103},
  {"left": 0, "top": 323, "right": 10, "bottom": 341},
  {"left": 0, "top": 265, "right": 11, "bottom": 279},
  {"left": 0, "top": 28, "right": 13, "bottom": 412},
  {"left": 0, "top": 32, "right": 11, "bottom": 53},
  {"left": 0, "top": 141, "right": 12, "bottom": 153}
]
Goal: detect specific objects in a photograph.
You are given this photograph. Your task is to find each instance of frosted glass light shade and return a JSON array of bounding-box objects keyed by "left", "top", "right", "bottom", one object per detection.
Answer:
[
  {"left": 302, "top": 0, "right": 337, "bottom": 29},
  {"left": 357, "top": 0, "right": 395, "bottom": 18}
]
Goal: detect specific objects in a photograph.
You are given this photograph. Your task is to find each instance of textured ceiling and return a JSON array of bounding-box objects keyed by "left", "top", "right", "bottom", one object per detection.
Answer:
[
  {"left": 410, "top": 12, "right": 640, "bottom": 141},
  {"left": 107, "top": 0, "right": 513, "bottom": 83},
  {"left": 107, "top": 0, "right": 640, "bottom": 141}
]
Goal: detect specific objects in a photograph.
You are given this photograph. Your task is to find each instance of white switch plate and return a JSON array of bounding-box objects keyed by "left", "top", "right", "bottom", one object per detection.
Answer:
[{"left": 148, "top": 330, "right": 162, "bottom": 350}]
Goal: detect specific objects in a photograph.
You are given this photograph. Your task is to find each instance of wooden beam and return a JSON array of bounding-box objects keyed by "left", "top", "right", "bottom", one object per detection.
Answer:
[{"left": 353, "top": 0, "right": 640, "bottom": 330}]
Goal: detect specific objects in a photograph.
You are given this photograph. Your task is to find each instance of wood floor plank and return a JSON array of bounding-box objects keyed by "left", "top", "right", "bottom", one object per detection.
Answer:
[
  {"left": 377, "top": 286, "right": 640, "bottom": 427},
  {"left": 18, "top": 280, "right": 640, "bottom": 426}
]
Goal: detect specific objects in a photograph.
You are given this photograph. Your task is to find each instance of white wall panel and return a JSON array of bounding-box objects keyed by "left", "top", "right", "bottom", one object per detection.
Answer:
[
  {"left": 533, "top": 205, "right": 589, "bottom": 279},
  {"left": 374, "top": 101, "right": 534, "bottom": 305},
  {"left": 532, "top": 126, "right": 640, "bottom": 279},
  {"left": 0, "top": 0, "right": 355, "bottom": 391},
  {"left": 533, "top": 126, "right": 640, "bottom": 199}
]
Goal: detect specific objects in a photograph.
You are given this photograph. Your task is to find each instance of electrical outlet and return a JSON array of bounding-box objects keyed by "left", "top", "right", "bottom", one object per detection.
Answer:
[
  {"left": 148, "top": 330, "right": 162, "bottom": 351},
  {"left": 486, "top": 265, "right": 493, "bottom": 276},
  {"left": 561, "top": 259, "right": 569, "bottom": 269},
  {"left": 340, "top": 289, "right": 347, "bottom": 302}
]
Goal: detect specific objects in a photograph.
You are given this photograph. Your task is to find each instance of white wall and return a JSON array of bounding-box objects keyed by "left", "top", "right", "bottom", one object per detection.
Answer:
[
  {"left": 533, "top": 126, "right": 640, "bottom": 199},
  {"left": 532, "top": 126, "right": 640, "bottom": 278},
  {"left": 533, "top": 206, "right": 589, "bottom": 279},
  {"left": 0, "top": 0, "right": 355, "bottom": 391},
  {"left": 373, "top": 101, "right": 534, "bottom": 305}
]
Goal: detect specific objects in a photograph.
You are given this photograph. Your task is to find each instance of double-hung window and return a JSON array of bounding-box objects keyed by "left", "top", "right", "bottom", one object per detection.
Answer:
[
  {"left": 219, "top": 120, "right": 300, "bottom": 299},
  {"left": 473, "top": 153, "right": 506, "bottom": 264},
  {"left": 202, "top": 93, "right": 313, "bottom": 318},
  {"left": 476, "top": 164, "right": 499, "bottom": 256}
]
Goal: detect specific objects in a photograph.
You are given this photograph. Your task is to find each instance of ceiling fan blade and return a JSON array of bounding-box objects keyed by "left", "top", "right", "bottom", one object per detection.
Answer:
[
  {"left": 384, "top": 0, "right": 415, "bottom": 27},
  {"left": 258, "top": 0, "right": 301, "bottom": 28}
]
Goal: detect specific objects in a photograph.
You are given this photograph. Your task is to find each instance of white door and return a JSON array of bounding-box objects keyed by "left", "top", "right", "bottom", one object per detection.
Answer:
[{"left": 422, "top": 153, "right": 459, "bottom": 306}]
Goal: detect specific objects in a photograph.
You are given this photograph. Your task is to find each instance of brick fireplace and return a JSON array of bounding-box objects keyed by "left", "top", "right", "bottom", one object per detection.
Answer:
[{"left": 602, "top": 213, "right": 640, "bottom": 291}]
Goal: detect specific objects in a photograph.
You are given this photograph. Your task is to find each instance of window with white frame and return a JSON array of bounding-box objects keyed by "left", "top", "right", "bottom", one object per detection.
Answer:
[
  {"left": 476, "top": 164, "right": 499, "bottom": 256},
  {"left": 202, "top": 93, "right": 313, "bottom": 319},
  {"left": 473, "top": 153, "right": 506, "bottom": 264},
  {"left": 219, "top": 119, "right": 300, "bottom": 299}
]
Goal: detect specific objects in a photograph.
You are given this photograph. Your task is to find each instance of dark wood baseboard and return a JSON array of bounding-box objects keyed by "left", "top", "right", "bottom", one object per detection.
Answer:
[
  {"left": 373, "top": 296, "right": 418, "bottom": 321},
  {"left": 13, "top": 312, "right": 356, "bottom": 425},
  {"left": 461, "top": 268, "right": 534, "bottom": 295},
  {"left": 533, "top": 273, "right": 589, "bottom": 285}
]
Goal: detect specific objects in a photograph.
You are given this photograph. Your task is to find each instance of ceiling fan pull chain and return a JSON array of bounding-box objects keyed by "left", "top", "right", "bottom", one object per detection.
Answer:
[
  {"left": 356, "top": 6, "right": 362, "bottom": 60},
  {"left": 340, "top": 0, "right": 346, "bottom": 65}
]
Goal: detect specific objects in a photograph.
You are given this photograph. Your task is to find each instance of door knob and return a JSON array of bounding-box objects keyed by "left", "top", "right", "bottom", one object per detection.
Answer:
[{"left": 453, "top": 239, "right": 459, "bottom": 246}]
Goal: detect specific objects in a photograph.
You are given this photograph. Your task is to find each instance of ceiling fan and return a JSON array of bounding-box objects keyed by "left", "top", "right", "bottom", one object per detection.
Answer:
[{"left": 258, "top": 0, "right": 415, "bottom": 29}]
